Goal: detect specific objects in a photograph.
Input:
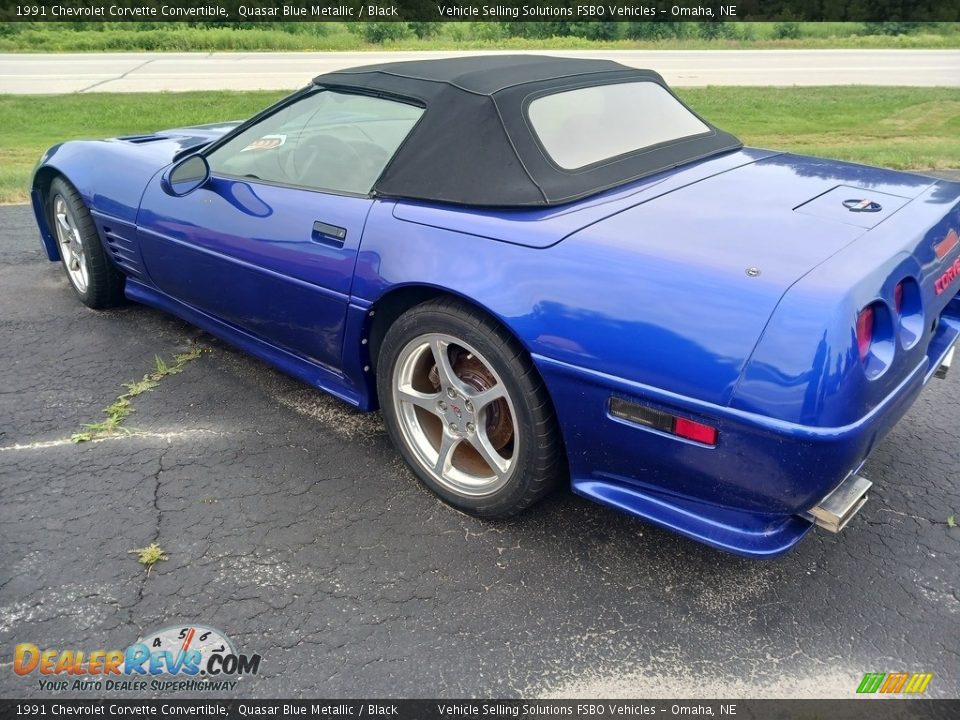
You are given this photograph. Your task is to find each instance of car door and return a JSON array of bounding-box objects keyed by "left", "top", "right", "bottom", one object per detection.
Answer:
[{"left": 135, "top": 89, "right": 424, "bottom": 371}]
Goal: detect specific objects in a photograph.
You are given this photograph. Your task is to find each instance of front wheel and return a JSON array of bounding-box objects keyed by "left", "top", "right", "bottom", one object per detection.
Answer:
[
  {"left": 48, "top": 176, "right": 125, "bottom": 309},
  {"left": 377, "top": 298, "right": 564, "bottom": 518}
]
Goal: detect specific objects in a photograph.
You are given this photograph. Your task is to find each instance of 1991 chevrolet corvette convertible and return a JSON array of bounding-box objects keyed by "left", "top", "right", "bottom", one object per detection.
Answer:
[{"left": 31, "top": 56, "right": 960, "bottom": 556}]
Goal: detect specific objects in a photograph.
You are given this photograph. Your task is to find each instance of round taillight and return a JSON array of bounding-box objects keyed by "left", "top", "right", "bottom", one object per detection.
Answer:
[
  {"left": 856, "top": 306, "right": 874, "bottom": 361},
  {"left": 895, "top": 278, "right": 923, "bottom": 349}
]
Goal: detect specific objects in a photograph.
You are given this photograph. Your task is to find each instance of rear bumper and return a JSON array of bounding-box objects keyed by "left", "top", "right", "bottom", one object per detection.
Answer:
[{"left": 534, "top": 316, "right": 958, "bottom": 557}]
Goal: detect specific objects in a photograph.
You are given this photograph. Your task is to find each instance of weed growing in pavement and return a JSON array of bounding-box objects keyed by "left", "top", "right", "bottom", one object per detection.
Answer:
[
  {"left": 71, "top": 346, "right": 205, "bottom": 443},
  {"left": 128, "top": 542, "right": 169, "bottom": 576}
]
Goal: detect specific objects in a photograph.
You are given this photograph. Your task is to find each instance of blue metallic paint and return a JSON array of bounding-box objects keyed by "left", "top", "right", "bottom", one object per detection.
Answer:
[
  {"left": 136, "top": 174, "right": 372, "bottom": 371},
  {"left": 31, "top": 125, "right": 238, "bottom": 261},
  {"left": 124, "top": 278, "right": 365, "bottom": 408},
  {"left": 30, "top": 119, "right": 960, "bottom": 558}
]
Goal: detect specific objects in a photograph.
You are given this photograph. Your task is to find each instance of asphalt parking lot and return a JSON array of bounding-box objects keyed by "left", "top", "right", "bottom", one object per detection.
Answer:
[{"left": 1, "top": 203, "right": 958, "bottom": 699}]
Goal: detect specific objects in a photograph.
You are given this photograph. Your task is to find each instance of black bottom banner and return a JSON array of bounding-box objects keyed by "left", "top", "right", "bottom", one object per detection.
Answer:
[{"left": 1, "top": 700, "right": 958, "bottom": 720}]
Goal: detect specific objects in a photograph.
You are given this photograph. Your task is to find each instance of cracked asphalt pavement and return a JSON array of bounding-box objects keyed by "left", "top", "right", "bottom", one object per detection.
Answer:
[{"left": 1, "top": 203, "right": 958, "bottom": 699}]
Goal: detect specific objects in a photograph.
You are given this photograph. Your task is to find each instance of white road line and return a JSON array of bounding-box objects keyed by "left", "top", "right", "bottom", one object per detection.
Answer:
[
  {"left": 1, "top": 49, "right": 957, "bottom": 93},
  {"left": 0, "top": 429, "right": 224, "bottom": 452}
]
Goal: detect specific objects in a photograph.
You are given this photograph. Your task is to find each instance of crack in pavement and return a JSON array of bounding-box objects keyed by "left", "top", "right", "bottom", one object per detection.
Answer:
[{"left": 133, "top": 450, "right": 168, "bottom": 609}]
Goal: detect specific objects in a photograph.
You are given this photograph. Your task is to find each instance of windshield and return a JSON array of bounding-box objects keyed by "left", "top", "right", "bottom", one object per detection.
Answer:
[{"left": 208, "top": 90, "right": 423, "bottom": 195}]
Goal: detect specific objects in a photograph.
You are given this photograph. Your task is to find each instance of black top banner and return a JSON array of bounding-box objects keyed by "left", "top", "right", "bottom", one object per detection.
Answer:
[
  {"left": 2, "top": 0, "right": 959, "bottom": 23},
  {"left": 1, "top": 700, "right": 960, "bottom": 720}
]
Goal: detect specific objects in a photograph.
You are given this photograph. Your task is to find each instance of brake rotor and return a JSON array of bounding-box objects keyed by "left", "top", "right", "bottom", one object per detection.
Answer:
[{"left": 428, "top": 351, "right": 513, "bottom": 450}]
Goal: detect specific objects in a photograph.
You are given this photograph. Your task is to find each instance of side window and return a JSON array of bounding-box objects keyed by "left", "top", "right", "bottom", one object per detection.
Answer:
[{"left": 207, "top": 90, "right": 423, "bottom": 195}]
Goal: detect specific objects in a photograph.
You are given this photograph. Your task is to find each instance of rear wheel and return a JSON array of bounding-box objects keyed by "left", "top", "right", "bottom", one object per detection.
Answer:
[
  {"left": 377, "top": 298, "right": 563, "bottom": 518},
  {"left": 48, "top": 177, "right": 125, "bottom": 309}
]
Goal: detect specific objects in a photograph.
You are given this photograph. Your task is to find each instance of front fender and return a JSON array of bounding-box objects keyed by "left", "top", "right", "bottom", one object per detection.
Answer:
[
  {"left": 30, "top": 137, "right": 191, "bottom": 264},
  {"left": 32, "top": 194, "right": 58, "bottom": 261},
  {"left": 32, "top": 140, "right": 179, "bottom": 221}
]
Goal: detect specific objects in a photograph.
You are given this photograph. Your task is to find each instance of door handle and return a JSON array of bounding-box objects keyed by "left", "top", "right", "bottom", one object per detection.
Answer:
[{"left": 311, "top": 220, "right": 347, "bottom": 248}]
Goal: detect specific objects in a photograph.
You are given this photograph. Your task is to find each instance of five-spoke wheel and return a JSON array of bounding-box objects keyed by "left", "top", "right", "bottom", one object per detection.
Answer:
[
  {"left": 52, "top": 194, "right": 89, "bottom": 294},
  {"left": 392, "top": 332, "right": 518, "bottom": 498},
  {"left": 47, "top": 176, "right": 125, "bottom": 309},
  {"left": 378, "top": 298, "right": 563, "bottom": 517}
]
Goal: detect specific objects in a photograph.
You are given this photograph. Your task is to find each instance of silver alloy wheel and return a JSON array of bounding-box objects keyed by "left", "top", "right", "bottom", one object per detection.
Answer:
[
  {"left": 392, "top": 332, "right": 519, "bottom": 498},
  {"left": 53, "top": 194, "right": 88, "bottom": 293}
]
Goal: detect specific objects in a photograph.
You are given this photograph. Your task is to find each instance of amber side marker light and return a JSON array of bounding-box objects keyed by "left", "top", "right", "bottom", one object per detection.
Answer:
[{"left": 609, "top": 398, "right": 718, "bottom": 446}]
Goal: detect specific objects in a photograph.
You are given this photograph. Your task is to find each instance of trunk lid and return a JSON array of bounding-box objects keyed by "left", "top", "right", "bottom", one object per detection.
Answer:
[
  {"left": 794, "top": 185, "right": 913, "bottom": 229},
  {"left": 564, "top": 152, "right": 937, "bottom": 295}
]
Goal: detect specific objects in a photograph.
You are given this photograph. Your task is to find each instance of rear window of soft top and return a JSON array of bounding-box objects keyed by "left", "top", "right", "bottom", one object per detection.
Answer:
[{"left": 527, "top": 81, "right": 711, "bottom": 171}]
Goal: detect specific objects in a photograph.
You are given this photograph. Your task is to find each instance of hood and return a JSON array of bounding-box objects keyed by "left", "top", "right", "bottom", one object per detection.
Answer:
[{"left": 113, "top": 121, "right": 241, "bottom": 156}]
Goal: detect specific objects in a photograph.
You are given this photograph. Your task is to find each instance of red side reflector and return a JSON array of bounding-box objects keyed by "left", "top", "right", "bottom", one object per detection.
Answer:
[
  {"left": 672, "top": 417, "right": 718, "bottom": 445},
  {"left": 856, "top": 306, "right": 874, "bottom": 361},
  {"left": 894, "top": 281, "right": 904, "bottom": 314},
  {"left": 609, "top": 398, "right": 718, "bottom": 445}
]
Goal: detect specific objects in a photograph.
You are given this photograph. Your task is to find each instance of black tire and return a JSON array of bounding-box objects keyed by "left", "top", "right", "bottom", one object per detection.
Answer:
[
  {"left": 377, "top": 297, "right": 564, "bottom": 518},
  {"left": 47, "top": 176, "right": 125, "bottom": 309}
]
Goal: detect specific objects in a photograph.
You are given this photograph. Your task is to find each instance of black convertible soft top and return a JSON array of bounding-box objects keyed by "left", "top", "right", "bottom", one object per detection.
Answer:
[{"left": 313, "top": 55, "right": 742, "bottom": 208}]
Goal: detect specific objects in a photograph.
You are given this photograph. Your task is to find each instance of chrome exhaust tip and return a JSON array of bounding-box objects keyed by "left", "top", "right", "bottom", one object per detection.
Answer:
[{"left": 803, "top": 473, "right": 872, "bottom": 533}]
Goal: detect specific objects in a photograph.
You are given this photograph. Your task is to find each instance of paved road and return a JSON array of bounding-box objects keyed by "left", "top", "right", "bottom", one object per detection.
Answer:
[
  {"left": 2, "top": 49, "right": 959, "bottom": 94},
  {"left": 1, "top": 204, "right": 959, "bottom": 699}
]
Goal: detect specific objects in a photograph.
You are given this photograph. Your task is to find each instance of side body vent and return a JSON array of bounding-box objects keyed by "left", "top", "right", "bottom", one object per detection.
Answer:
[{"left": 100, "top": 223, "right": 146, "bottom": 280}]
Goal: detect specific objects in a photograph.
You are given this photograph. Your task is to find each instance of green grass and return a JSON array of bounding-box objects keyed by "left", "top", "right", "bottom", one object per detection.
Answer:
[
  {"left": 3, "top": 86, "right": 959, "bottom": 205},
  {"left": 679, "top": 86, "right": 960, "bottom": 172},
  {"left": 1, "top": 90, "right": 284, "bottom": 204},
  {"left": 1, "top": 21, "right": 958, "bottom": 52}
]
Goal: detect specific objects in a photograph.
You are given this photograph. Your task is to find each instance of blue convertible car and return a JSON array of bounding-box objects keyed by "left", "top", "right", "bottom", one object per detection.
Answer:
[{"left": 31, "top": 56, "right": 960, "bottom": 556}]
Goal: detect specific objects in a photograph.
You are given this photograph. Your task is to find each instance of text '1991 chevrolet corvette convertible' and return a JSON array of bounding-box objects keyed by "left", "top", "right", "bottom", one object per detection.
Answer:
[{"left": 31, "top": 56, "right": 960, "bottom": 556}]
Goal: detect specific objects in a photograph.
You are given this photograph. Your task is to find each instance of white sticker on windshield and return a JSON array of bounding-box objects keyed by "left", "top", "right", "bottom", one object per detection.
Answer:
[{"left": 241, "top": 134, "right": 286, "bottom": 152}]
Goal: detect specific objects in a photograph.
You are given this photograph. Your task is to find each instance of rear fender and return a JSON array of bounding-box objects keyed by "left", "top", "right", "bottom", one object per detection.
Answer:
[
  {"left": 350, "top": 199, "right": 764, "bottom": 410},
  {"left": 733, "top": 181, "right": 960, "bottom": 427}
]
